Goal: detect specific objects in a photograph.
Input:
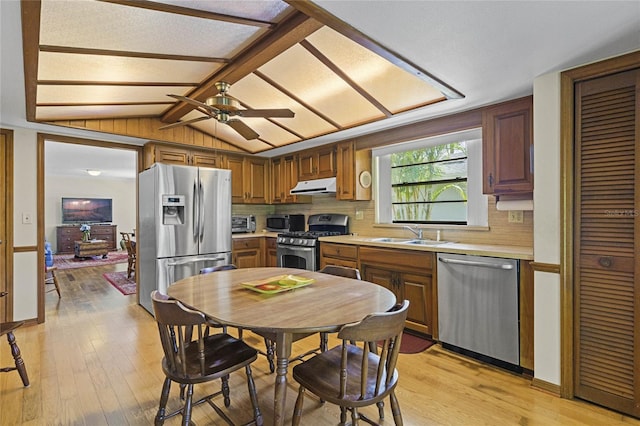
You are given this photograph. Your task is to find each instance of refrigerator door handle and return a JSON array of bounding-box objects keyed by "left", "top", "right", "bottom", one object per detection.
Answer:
[
  {"left": 199, "top": 179, "right": 205, "bottom": 242},
  {"left": 167, "top": 256, "right": 227, "bottom": 267},
  {"left": 192, "top": 180, "right": 199, "bottom": 242}
]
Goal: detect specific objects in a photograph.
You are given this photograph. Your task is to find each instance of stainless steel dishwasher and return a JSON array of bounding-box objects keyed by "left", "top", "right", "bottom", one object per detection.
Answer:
[{"left": 437, "top": 253, "right": 520, "bottom": 367}]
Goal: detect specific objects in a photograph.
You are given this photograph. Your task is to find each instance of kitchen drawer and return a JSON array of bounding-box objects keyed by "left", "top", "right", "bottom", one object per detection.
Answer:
[
  {"left": 359, "top": 246, "right": 432, "bottom": 270},
  {"left": 233, "top": 238, "right": 261, "bottom": 250},
  {"left": 266, "top": 238, "right": 277, "bottom": 249},
  {"left": 320, "top": 243, "right": 358, "bottom": 260}
]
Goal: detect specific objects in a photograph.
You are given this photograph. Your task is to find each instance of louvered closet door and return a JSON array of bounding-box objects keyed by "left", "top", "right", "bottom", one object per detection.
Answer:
[{"left": 574, "top": 69, "right": 639, "bottom": 417}]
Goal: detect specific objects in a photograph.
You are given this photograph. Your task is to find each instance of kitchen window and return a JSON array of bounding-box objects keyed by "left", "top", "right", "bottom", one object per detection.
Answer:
[{"left": 373, "top": 128, "right": 487, "bottom": 226}]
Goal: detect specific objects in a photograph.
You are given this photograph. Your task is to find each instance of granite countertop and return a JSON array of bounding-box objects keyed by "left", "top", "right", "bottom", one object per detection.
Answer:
[{"left": 318, "top": 235, "right": 533, "bottom": 260}]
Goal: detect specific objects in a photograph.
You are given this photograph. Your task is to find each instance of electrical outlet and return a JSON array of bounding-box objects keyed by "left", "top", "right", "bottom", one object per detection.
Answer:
[
  {"left": 22, "top": 213, "right": 32, "bottom": 224},
  {"left": 355, "top": 210, "right": 364, "bottom": 220},
  {"left": 508, "top": 210, "right": 524, "bottom": 223}
]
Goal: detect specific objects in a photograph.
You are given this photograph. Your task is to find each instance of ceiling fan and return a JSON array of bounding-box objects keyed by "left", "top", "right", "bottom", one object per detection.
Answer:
[{"left": 160, "top": 81, "right": 294, "bottom": 140}]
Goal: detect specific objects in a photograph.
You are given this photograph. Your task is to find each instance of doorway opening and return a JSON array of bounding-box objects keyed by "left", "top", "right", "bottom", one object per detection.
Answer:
[{"left": 39, "top": 134, "right": 141, "bottom": 322}]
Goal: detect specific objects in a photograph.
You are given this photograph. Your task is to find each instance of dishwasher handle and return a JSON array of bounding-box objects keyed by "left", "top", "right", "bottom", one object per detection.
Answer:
[{"left": 438, "top": 256, "right": 514, "bottom": 270}]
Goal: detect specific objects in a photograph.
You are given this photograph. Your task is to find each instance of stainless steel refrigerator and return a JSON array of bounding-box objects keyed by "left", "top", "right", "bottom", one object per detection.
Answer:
[{"left": 138, "top": 163, "right": 232, "bottom": 314}]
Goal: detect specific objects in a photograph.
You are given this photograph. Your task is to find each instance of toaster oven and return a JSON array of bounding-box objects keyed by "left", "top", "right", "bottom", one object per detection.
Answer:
[{"left": 232, "top": 215, "right": 256, "bottom": 233}]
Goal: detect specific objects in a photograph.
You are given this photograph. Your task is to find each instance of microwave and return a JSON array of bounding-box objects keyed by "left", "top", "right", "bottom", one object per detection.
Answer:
[
  {"left": 266, "top": 214, "right": 305, "bottom": 232},
  {"left": 232, "top": 215, "right": 256, "bottom": 233}
]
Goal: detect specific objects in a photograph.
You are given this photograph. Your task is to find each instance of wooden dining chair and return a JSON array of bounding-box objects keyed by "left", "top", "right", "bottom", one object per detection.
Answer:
[
  {"left": 120, "top": 232, "right": 136, "bottom": 279},
  {"left": 315, "top": 265, "right": 362, "bottom": 352},
  {"left": 199, "top": 264, "right": 277, "bottom": 372},
  {"left": 45, "top": 265, "right": 61, "bottom": 298},
  {"left": 0, "top": 292, "right": 30, "bottom": 387},
  {"left": 151, "top": 291, "right": 262, "bottom": 426},
  {"left": 291, "top": 300, "right": 409, "bottom": 426},
  {"left": 318, "top": 264, "right": 361, "bottom": 280}
]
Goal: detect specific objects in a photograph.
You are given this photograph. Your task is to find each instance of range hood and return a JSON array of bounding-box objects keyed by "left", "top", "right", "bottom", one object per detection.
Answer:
[{"left": 290, "top": 177, "right": 337, "bottom": 195}]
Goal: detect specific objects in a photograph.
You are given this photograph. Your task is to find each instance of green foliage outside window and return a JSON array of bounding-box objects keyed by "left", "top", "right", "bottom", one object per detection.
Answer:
[{"left": 391, "top": 142, "right": 468, "bottom": 223}]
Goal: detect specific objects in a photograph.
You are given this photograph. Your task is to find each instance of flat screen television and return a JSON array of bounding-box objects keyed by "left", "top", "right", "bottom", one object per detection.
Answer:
[{"left": 61, "top": 197, "right": 113, "bottom": 224}]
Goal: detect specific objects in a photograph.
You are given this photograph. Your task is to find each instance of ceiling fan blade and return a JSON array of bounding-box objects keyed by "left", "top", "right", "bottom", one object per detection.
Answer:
[
  {"left": 236, "top": 108, "right": 295, "bottom": 118},
  {"left": 159, "top": 116, "right": 210, "bottom": 130},
  {"left": 227, "top": 119, "right": 259, "bottom": 140},
  {"left": 167, "top": 94, "right": 218, "bottom": 113}
]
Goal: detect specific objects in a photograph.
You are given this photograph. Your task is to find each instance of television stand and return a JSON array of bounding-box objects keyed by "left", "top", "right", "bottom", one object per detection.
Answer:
[{"left": 56, "top": 224, "right": 117, "bottom": 254}]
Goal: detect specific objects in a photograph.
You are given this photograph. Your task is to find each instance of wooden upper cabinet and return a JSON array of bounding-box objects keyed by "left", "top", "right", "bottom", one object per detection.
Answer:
[
  {"left": 271, "top": 154, "right": 309, "bottom": 204},
  {"left": 482, "top": 96, "right": 533, "bottom": 195},
  {"left": 270, "top": 156, "right": 284, "bottom": 204},
  {"left": 336, "top": 141, "right": 372, "bottom": 201},
  {"left": 143, "top": 142, "right": 223, "bottom": 169},
  {"left": 245, "top": 157, "right": 269, "bottom": 204},
  {"left": 336, "top": 141, "right": 355, "bottom": 200},
  {"left": 298, "top": 145, "right": 336, "bottom": 180},
  {"left": 226, "top": 154, "right": 246, "bottom": 204},
  {"left": 226, "top": 154, "right": 269, "bottom": 204}
]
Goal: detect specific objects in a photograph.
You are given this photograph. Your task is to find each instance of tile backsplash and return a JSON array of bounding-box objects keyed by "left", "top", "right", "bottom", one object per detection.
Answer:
[{"left": 233, "top": 194, "right": 532, "bottom": 247}]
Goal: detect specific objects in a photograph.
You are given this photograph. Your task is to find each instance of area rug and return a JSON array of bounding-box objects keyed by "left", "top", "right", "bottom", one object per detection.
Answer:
[
  {"left": 398, "top": 332, "right": 435, "bottom": 354},
  {"left": 103, "top": 271, "right": 136, "bottom": 295},
  {"left": 53, "top": 251, "right": 128, "bottom": 270}
]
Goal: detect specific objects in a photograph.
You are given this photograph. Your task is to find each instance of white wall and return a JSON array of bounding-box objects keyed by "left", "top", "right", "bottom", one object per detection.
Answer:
[
  {"left": 12, "top": 129, "right": 39, "bottom": 320},
  {"left": 532, "top": 72, "right": 562, "bottom": 384},
  {"left": 45, "top": 175, "right": 136, "bottom": 252}
]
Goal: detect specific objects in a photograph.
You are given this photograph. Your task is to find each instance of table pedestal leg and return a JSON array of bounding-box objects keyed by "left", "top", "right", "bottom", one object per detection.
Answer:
[{"left": 273, "top": 333, "right": 292, "bottom": 426}]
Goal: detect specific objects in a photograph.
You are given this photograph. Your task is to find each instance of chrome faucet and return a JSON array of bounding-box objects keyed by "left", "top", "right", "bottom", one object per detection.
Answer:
[{"left": 404, "top": 225, "right": 423, "bottom": 240}]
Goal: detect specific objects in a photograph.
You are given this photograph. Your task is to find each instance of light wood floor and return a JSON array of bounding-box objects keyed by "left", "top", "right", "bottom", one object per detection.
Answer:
[{"left": 1, "top": 262, "right": 639, "bottom": 425}]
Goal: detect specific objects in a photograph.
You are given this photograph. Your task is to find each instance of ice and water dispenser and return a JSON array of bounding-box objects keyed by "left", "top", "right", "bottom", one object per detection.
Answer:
[{"left": 162, "top": 195, "right": 185, "bottom": 225}]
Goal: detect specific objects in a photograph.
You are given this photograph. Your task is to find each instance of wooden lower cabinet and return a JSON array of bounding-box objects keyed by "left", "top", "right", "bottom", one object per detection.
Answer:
[
  {"left": 359, "top": 246, "right": 434, "bottom": 336},
  {"left": 265, "top": 237, "right": 277, "bottom": 267},
  {"left": 319, "top": 242, "right": 358, "bottom": 269},
  {"left": 232, "top": 238, "right": 262, "bottom": 268}
]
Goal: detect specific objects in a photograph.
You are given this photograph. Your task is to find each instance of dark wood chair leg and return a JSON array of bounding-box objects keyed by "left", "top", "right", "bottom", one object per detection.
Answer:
[
  {"left": 390, "top": 391, "right": 403, "bottom": 426},
  {"left": 7, "top": 330, "right": 29, "bottom": 387},
  {"left": 221, "top": 374, "right": 231, "bottom": 407},
  {"left": 182, "top": 384, "right": 194, "bottom": 426},
  {"left": 292, "top": 386, "right": 306, "bottom": 426},
  {"left": 155, "top": 377, "right": 172, "bottom": 425},
  {"left": 245, "top": 365, "right": 263, "bottom": 426},
  {"left": 264, "top": 337, "right": 275, "bottom": 373}
]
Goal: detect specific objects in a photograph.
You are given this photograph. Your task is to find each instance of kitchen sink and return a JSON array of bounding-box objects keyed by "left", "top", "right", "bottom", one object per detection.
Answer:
[
  {"left": 403, "top": 239, "right": 450, "bottom": 246},
  {"left": 369, "top": 237, "right": 412, "bottom": 243}
]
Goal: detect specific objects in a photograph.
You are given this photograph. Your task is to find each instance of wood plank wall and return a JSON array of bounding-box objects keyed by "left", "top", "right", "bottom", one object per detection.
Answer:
[{"left": 47, "top": 117, "right": 244, "bottom": 152}]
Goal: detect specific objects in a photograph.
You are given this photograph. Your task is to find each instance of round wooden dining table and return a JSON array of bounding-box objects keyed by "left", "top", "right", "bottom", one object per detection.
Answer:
[{"left": 167, "top": 267, "right": 396, "bottom": 426}]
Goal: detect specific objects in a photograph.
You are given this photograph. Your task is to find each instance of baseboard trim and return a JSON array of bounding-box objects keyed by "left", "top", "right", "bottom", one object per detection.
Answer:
[{"left": 531, "top": 378, "right": 561, "bottom": 396}]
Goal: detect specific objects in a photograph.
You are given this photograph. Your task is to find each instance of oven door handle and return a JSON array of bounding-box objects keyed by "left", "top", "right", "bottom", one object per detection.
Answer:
[{"left": 278, "top": 246, "right": 315, "bottom": 252}]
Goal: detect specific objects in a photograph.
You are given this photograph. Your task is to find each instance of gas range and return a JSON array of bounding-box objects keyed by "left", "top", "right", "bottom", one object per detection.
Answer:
[
  {"left": 276, "top": 213, "right": 349, "bottom": 271},
  {"left": 276, "top": 231, "right": 343, "bottom": 247}
]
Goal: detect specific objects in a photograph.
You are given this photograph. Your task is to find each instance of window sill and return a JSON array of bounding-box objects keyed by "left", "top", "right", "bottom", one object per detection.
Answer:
[{"left": 373, "top": 223, "right": 490, "bottom": 232}]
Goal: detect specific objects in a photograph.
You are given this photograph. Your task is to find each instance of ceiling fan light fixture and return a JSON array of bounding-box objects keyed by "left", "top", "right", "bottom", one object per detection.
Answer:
[{"left": 86, "top": 169, "right": 102, "bottom": 176}]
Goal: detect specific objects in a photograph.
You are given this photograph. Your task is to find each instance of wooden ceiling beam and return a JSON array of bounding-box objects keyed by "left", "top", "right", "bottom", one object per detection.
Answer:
[
  {"left": 21, "top": 0, "right": 42, "bottom": 122},
  {"left": 162, "top": 11, "right": 323, "bottom": 123}
]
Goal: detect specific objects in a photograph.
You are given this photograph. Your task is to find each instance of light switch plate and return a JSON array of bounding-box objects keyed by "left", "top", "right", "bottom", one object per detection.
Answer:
[{"left": 355, "top": 210, "right": 364, "bottom": 220}]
